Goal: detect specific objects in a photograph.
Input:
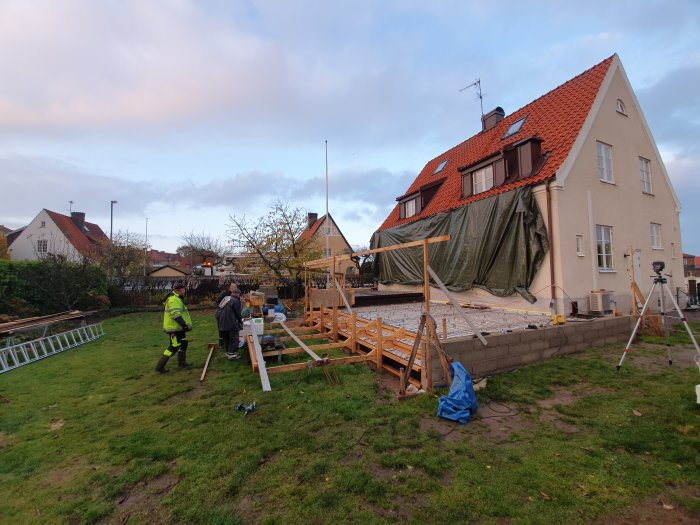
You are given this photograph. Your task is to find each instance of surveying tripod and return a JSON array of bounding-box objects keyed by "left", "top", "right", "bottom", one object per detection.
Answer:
[{"left": 617, "top": 261, "right": 700, "bottom": 371}]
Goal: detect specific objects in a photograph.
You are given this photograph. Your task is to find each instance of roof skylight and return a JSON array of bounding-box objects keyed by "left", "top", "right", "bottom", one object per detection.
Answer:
[
  {"left": 503, "top": 117, "right": 526, "bottom": 139},
  {"left": 433, "top": 159, "right": 448, "bottom": 175}
]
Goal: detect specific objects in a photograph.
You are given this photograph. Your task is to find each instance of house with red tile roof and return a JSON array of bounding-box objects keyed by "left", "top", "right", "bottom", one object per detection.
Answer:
[
  {"left": 373, "top": 54, "right": 683, "bottom": 315},
  {"left": 300, "top": 213, "right": 356, "bottom": 277},
  {"left": 8, "top": 209, "right": 108, "bottom": 262}
]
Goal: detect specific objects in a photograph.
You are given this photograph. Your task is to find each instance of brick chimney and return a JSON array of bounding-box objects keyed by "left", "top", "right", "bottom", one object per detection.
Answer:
[
  {"left": 307, "top": 212, "right": 318, "bottom": 229},
  {"left": 70, "top": 212, "right": 86, "bottom": 230},
  {"left": 481, "top": 106, "right": 505, "bottom": 131}
]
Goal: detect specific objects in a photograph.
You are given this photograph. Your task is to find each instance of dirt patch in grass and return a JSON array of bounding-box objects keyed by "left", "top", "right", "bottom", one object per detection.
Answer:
[
  {"left": 419, "top": 416, "right": 464, "bottom": 442},
  {"left": 470, "top": 401, "right": 530, "bottom": 443},
  {"left": 0, "top": 431, "right": 17, "bottom": 448},
  {"left": 236, "top": 492, "right": 274, "bottom": 525},
  {"left": 49, "top": 418, "right": 65, "bottom": 431},
  {"left": 365, "top": 493, "right": 413, "bottom": 523},
  {"left": 628, "top": 344, "right": 699, "bottom": 371},
  {"left": 108, "top": 472, "right": 180, "bottom": 525},
  {"left": 591, "top": 484, "right": 700, "bottom": 524},
  {"left": 537, "top": 386, "right": 583, "bottom": 408},
  {"left": 41, "top": 457, "right": 93, "bottom": 487}
]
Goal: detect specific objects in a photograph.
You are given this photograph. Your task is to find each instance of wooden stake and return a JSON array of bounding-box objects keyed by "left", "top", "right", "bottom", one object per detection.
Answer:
[
  {"left": 350, "top": 311, "right": 357, "bottom": 354},
  {"left": 200, "top": 343, "right": 217, "bottom": 382},
  {"left": 375, "top": 316, "right": 383, "bottom": 371},
  {"left": 423, "top": 239, "right": 430, "bottom": 312},
  {"left": 442, "top": 317, "right": 448, "bottom": 342}
]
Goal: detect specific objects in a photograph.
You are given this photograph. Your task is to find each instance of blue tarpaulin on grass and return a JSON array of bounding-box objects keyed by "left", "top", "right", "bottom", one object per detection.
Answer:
[{"left": 437, "top": 362, "right": 478, "bottom": 424}]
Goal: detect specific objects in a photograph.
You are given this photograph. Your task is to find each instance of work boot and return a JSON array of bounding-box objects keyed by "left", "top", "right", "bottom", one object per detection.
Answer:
[
  {"left": 155, "top": 354, "right": 171, "bottom": 374},
  {"left": 177, "top": 350, "right": 192, "bottom": 369}
]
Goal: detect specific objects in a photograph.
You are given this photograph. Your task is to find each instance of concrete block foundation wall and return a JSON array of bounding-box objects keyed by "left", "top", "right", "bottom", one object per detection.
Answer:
[{"left": 433, "top": 315, "right": 635, "bottom": 383}]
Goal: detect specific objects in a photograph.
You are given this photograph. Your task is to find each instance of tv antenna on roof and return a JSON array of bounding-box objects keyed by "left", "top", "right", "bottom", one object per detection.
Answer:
[
  {"left": 460, "top": 78, "right": 484, "bottom": 118},
  {"left": 69, "top": 200, "right": 74, "bottom": 212}
]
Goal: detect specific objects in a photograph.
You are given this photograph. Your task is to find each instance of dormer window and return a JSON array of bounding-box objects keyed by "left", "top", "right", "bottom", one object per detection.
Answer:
[
  {"left": 433, "top": 159, "right": 448, "bottom": 175},
  {"left": 472, "top": 165, "right": 494, "bottom": 194},
  {"left": 615, "top": 99, "right": 627, "bottom": 115},
  {"left": 399, "top": 195, "right": 420, "bottom": 219},
  {"left": 503, "top": 117, "right": 526, "bottom": 139},
  {"left": 40, "top": 220, "right": 46, "bottom": 228}
]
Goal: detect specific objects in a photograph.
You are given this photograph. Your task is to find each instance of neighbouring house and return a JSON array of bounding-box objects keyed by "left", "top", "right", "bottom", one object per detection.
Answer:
[
  {"left": 149, "top": 250, "right": 189, "bottom": 270},
  {"left": 149, "top": 264, "right": 190, "bottom": 278},
  {"left": 372, "top": 54, "right": 683, "bottom": 316},
  {"left": 8, "top": 209, "right": 109, "bottom": 262},
  {"left": 300, "top": 213, "right": 356, "bottom": 277}
]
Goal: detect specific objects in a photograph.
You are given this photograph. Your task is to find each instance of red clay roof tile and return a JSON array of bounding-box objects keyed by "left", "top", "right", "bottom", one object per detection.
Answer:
[{"left": 379, "top": 55, "right": 614, "bottom": 231}]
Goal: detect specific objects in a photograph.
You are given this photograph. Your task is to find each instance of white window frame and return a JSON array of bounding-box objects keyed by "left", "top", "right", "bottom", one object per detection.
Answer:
[
  {"left": 650, "top": 223, "right": 662, "bottom": 249},
  {"left": 404, "top": 197, "right": 417, "bottom": 218},
  {"left": 639, "top": 157, "right": 652, "bottom": 194},
  {"left": 597, "top": 142, "right": 614, "bottom": 183},
  {"left": 473, "top": 165, "right": 494, "bottom": 195},
  {"left": 324, "top": 247, "right": 332, "bottom": 257},
  {"left": 595, "top": 225, "right": 614, "bottom": 270},
  {"left": 576, "top": 235, "right": 584, "bottom": 256},
  {"left": 37, "top": 239, "right": 48, "bottom": 254},
  {"left": 40, "top": 220, "right": 46, "bottom": 228}
]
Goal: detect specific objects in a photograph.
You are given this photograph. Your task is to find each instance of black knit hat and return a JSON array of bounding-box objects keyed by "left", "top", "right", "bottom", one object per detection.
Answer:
[{"left": 173, "top": 282, "right": 186, "bottom": 290}]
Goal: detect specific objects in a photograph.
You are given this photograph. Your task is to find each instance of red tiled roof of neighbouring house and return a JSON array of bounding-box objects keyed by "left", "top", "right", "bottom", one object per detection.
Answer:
[
  {"left": 0, "top": 225, "right": 12, "bottom": 236},
  {"left": 44, "top": 209, "right": 108, "bottom": 256},
  {"left": 299, "top": 215, "right": 326, "bottom": 241},
  {"left": 378, "top": 55, "right": 615, "bottom": 231}
]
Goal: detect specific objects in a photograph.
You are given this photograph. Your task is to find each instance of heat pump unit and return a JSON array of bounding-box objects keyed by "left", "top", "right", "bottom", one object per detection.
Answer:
[{"left": 590, "top": 291, "right": 614, "bottom": 313}]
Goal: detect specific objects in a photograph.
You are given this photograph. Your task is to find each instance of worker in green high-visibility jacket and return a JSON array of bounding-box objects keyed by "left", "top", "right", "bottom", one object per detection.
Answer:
[{"left": 155, "top": 282, "right": 193, "bottom": 373}]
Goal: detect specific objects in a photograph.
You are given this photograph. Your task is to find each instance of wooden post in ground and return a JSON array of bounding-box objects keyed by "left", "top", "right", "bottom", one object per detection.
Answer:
[
  {"left": 375, "top": 316, "right": 383, "bottom": 371},
  {"left": 350, "top": 311, "right": 357, "bottom": 354},
  {"left": 399, "top": 367, "right": 406, "bottom": 397},
  {"left": 423, "top": 239, "right": 430, "bottom": 312},
  {"left": 332, "top": 305, "right": 338, "bottom": 342},
  {"left": 442, "top": 317, "right": 448, "bottom": 342},
  {"left": 200, "top": 343, "right": 217, "bottom": 382}
]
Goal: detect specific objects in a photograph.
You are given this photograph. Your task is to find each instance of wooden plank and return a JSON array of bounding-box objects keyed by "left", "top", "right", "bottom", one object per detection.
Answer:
[
  {"left": 427, "top": 265, "right": 488, "bottom": 346},
  {"left": 334, "top": 277, "right": 353, "bottom": 314},
  {"left": 401, "top": 314, "right": 426, "bottom": 394},
  {"left": 303, "top": 234, "right": 451, "bottom": 268},
  {"left": 200, "top": 343, "right": 217, "bottom": 382},
  {"left": 278, "top": 321, "right": 322, "bottom": 361},
  {"left": 250, "top": 330, "right": 272, "bottom": 392},
  {"left": 261, "top": 347, "right": 305, "bottom": 357},
  {"left": 423, "top": 239, "right": 430, "bottom": 312}
]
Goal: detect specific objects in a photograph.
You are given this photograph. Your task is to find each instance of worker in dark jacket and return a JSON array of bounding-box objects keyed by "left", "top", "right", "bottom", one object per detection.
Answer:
[
  {"left": 216, "top": 283, "right": 238, "bottom": 348},
  {"left": 155, "top": 282, "right": 192, "bottom": 373},
  {"left": 216, "top": 288, "right": 243, "bottom": 360}
]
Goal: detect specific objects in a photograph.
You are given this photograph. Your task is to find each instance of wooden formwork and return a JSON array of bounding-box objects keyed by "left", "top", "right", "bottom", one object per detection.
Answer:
[{"left": 246, "top": 308, "right": 445, "bottom": 392}]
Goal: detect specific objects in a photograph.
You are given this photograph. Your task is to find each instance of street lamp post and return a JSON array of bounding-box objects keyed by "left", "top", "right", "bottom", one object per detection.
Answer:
[{"left": 110, "top": 200, "right": 118, "bottom": 243}]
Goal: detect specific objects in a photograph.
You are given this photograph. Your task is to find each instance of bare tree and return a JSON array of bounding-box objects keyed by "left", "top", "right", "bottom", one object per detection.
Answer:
[
  {"left": 228, "top": 200, "right": 322, "bottom": 299},
  {"left": 177, "top": 231, "right": 227, "bottom": 266},
  {"left": 90, "top": 230, "right": 149, "bottom": 287}
]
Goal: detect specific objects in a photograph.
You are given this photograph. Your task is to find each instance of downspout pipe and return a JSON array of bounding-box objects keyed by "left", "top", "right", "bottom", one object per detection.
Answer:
[{"left": 546, "top": 179, "right": 557, "bottom": 314}]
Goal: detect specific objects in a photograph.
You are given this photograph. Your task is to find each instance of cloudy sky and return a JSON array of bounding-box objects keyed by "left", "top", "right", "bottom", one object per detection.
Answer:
[{"left": 1, "top": 0, "right": 698, "bottom": 255}]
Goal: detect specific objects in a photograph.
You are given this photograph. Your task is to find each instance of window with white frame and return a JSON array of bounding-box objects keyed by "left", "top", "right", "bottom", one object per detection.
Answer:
[
  {"left": 595, "top": 225, "right": 614, "bottom": 270},
  {"left": 650, "top": 223, "right": 662, "bottom": 249},
  {"left": 37, "top": 239, "right": 48, "bottom": 254},
  {"left": 639, "top": 157, "right": 652, "bottom": 193},
  {"left": 576, "top": 235, "right": 584, "bottom": 256},
  {"left": 324, "top": 247, "right": 332, "bottom": 257},
  {"left": 615, "top": 99, "right": 627, "bottom": 115},
  {"left": 473, "top": 165, "right": 494, "bottom": 194},
  {"left": 40, "top": 220, "right": 46, "bottom": 228},
  {"left": 403, "top": 197, "right": 418, "bottom": 218},
  {"left": 597, "top": 142, "right": 613, "bottom": 183}
]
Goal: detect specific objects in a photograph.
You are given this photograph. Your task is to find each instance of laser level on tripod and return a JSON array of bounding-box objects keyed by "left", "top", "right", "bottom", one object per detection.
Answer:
[{"left": 616, "top": 261, "right": 700, "bottom": 378}]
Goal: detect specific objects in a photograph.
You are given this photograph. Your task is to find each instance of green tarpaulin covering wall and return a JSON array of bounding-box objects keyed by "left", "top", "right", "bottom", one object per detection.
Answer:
[{"left": 370, "top": 187, "right": 549, "bottom": 303}]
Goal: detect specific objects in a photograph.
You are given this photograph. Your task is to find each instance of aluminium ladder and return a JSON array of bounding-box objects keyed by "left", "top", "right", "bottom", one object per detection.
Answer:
[{"left": 0, "top": 322, "right": 104, "bottom": 374}]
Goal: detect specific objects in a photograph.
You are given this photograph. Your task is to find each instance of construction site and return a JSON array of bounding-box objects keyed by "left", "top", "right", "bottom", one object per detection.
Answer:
[{"left": 233, "top": 235, "right": 639, "bottom": 397}]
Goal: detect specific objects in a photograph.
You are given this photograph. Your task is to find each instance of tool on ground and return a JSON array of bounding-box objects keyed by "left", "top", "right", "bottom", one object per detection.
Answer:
[
  {"left": 617, "top": 261, "right": 700, "bottom": 372},
  {"left": 236, "top": 401, "right": 256, "bottom": 415},
  {"left": 320, "top": 353, "right": 340, "bottom": 385},
  {"left": 200, "top": 343, "right": 217, "bottom": 382}
]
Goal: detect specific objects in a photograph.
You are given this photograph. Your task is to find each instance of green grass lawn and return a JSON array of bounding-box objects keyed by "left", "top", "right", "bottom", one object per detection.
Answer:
[{"left": 1, "top": 312, "right": 699, "bottom": 524}]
